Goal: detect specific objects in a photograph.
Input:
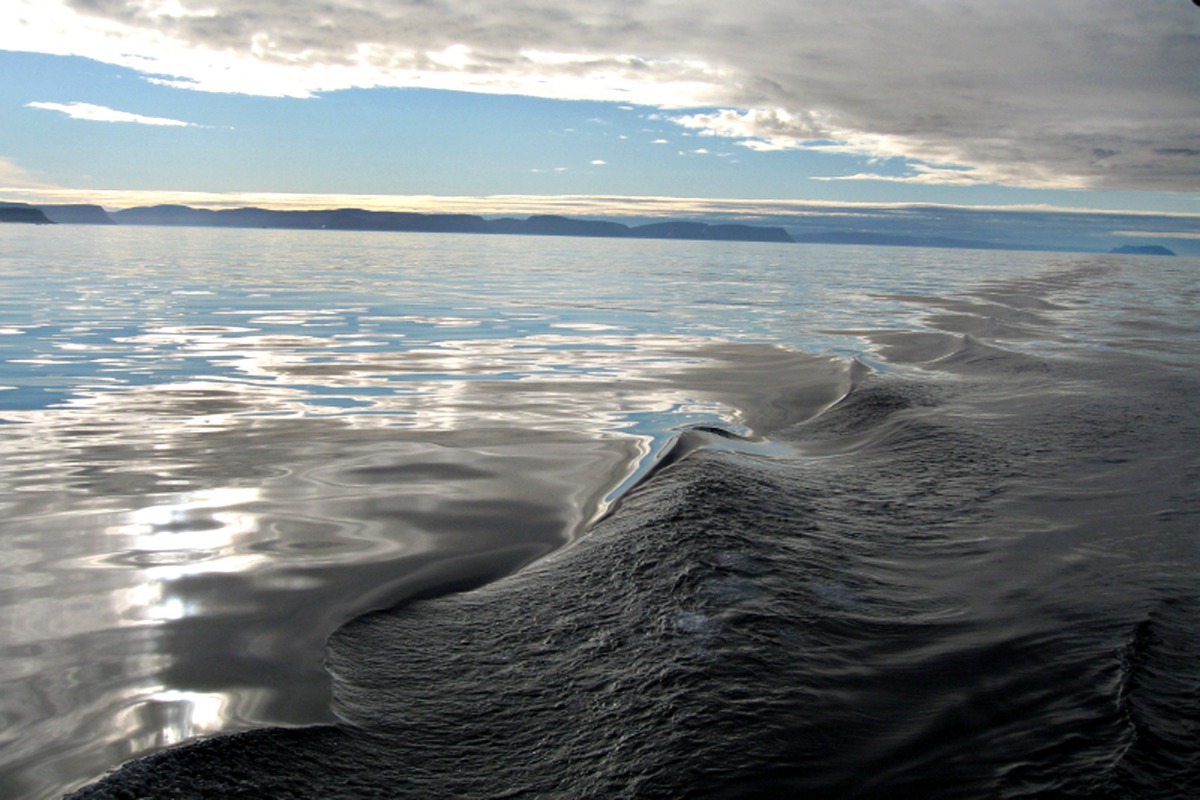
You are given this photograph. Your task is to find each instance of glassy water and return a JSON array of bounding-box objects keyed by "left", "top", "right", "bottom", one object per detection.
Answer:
[{"left": 1, "top": 226, "right": 1196, "bottom": 799}]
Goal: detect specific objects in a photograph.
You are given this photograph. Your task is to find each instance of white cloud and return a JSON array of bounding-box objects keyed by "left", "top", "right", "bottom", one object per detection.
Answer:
[
  {"left": 811, "top": 161, "right": 1041, "bottom": 188},
  {"left": 5, "top": 0, "right": 1199, "bottom": 190},
  {"left": 812, "top": 171, "right": 984, "bottom": 188},
  {"left": 673, "top": 108, "right": 835, "bottom": 146},
  {"left": 27, "top": 101, "right": 199, "bottom": 127},
  {"left": 0, "top": 156, "right": 49, "bottom": 188},
  {"left": 590, "top": 159, "right": 607, "bottom": 165}
]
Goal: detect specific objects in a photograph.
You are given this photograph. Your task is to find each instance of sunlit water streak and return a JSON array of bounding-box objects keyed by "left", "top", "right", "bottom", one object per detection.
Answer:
[{"left": 1, "top": 226, "right": 1197, "bottom": 799}]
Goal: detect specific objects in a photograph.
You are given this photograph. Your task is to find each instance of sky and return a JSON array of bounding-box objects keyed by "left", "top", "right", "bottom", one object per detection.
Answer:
[{"left": 1, "top": 0, "right": 1199, "bottom": 240}]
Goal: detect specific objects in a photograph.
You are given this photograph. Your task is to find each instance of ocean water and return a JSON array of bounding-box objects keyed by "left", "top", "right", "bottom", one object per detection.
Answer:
[{"left": 0, "top": 225, "right": 1196, "bottom": 799}]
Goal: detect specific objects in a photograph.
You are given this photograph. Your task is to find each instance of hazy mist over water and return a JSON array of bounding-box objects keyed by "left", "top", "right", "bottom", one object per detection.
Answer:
[{"left": 0, "top": 226, "right": 1197, "bottom": 799}]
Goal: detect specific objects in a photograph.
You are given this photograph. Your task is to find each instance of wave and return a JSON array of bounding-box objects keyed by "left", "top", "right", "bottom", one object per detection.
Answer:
[{"left": 1113, "top": 597, "right": 1200, "bottom": 798}]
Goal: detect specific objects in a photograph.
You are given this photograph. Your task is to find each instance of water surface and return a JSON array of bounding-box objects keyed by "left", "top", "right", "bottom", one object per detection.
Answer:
[{"left": 1, "top": 226, "right": 1196, "bottom": 798}]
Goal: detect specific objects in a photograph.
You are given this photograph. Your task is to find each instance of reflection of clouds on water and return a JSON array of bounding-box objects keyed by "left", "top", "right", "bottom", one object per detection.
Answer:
[
  {"left": 127, "top": 690, "right": 229, "bottom": 748},
  {"left": 12, "top": 319, "right": 787, "bottom": 434},
  {"left": 102, "top": 487, "right": 265, "bottom": 579}
]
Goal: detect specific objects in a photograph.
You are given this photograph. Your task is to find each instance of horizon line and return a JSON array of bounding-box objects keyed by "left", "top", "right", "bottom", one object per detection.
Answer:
[{"left": 3, "top": 187, "right": 1200, "bottom": 222}]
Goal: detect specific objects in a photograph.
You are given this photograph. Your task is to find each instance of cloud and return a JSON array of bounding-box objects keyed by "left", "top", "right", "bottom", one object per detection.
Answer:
[
  {"left": 0, "top": 156, "right": 50, "bottom": 187},
  {"left": 810, "top": 163, "right": 1057, "bottom": 189},
  {"left": 27, "top": 101, "right": 200, "bottom": 127},
  {"left": 812, "top": 170, "right": 985, "bottom": 188},
  {"left": 673, "top": 108, "right": 835, "bottom": 146},
  {"left": 590, "top": 159, "right": 607, "bottom": 166},
  {"left": 5, "top": 1, "right": 1199, "bottom": 190}
]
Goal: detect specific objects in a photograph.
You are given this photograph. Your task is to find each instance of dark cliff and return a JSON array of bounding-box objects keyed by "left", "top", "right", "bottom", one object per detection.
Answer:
[
  {"left": 39, "top": 204, "right": 116, "bottom": 224},
  {"left": 0, "top": 205, "right": 54, "bottom": 224}
]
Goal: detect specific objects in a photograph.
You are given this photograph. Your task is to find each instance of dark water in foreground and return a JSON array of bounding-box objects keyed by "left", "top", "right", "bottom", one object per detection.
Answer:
[{"left": 1, "top": 228, "right": 1197, "bottom": 797}]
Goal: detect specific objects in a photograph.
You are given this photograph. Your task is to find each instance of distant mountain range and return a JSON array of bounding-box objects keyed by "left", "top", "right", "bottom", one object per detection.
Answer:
[
  {"left": 0, "top": 201, "right": 1180, "bottom": 255},
  {"left": 0, "top": 202, "right": 792, "bottom": 243}
]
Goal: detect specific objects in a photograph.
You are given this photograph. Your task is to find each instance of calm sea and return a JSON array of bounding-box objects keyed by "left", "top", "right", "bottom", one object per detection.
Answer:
[{"left": 1, "top": 226, "right": 1197, "bottom": 799}]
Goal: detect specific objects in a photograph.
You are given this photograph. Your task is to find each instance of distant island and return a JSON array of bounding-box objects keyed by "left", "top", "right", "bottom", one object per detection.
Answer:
[
  {"left": 0, "top": 202, "right": 792, "bottom": 244},
  {"left": 1109, "top": 244, "right": 1176, "bottom": 256},
  {"left": 113, "top": 205, "right": 795, "bottom": 242}
]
